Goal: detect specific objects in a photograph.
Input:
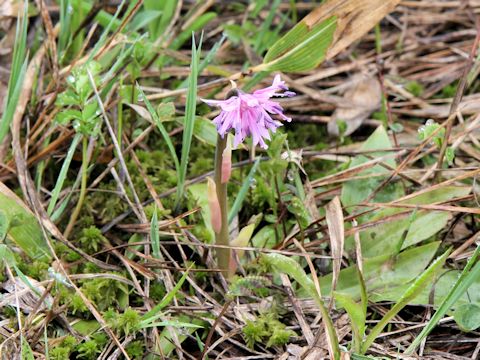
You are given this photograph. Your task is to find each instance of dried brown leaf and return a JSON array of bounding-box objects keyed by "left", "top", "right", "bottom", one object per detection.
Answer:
[
  {"left": 303, "top": 0, "right": 402, "bottom": 61},
  {"left": 328, "top": 74, "right": 382, "bottom": 136},
  {"left": 325, "top": 196, "right": 344, "bottom": 300}
]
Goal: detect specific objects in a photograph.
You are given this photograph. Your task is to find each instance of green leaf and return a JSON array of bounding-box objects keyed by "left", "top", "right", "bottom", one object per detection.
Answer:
[
  {"left": 405, "top": 244, "right": 480, "bottom": 354},
  {"left": 258, "top": 16, "right": 337, "bottom": 72},
  {"left": 144, "top": 0, "right": 177, "bottom": 39},
  {"left": 175, "top": 33, "right": 202, "bottom": 209},
  {"left": 354, "top": 186, "right": 471, "bottom": 258},
  {"left": 0, "top": 186, "right": 51, "bottom": 261},
  {"left": 264, "top": 253, "right": 340, "bottom": 360},
  {"left": 138, "top": 85, "right": 180, "bottom": 176},
  {"left": 0, "top": 244, "right": 16, "bottom": 266},
  {"left": 228, "top": 157, "right": 261, "bottom": 224},
  {"left": 150, "top": 209, "right": 160, "bottom": 259},
  {"left": 47, "top": 133, "right": 82, "bottom": 215},
  {"left": 373, "top": 268, "right": 480, "bottom": 308},
  {"left": 169, "top": 13, "right": 216, "bottom": 51},
  {"left": 175, "top": 116, "right": 217, "bottom": 146},
  {"left": 454, "top": 303, "right": 480, "bottom": 331},
  {"left": 341, "top": 126, "right": 403, "bottom": 210},
  {"left": 334, "top": 291, "right": 365, "bottom": 352},
  {"left": 188, "top": 183, "right": 214, "bottom": 241},
  {"left": 142, "top": 265, "right": 192, "bottom": 323},
  {"left": 0, "top": 0, "right": 28, "bottom": 143},
  {"left": 318, "top": 242, "right": 440, "bottom": 301},
  {"left": 362, "top": 249, "right": 450, "bottom": 353},
  {"left": 157, "top": 315, "right": 204, "bottom": 357},
  {"left": 21, "top": 337, "right": 35, "bottom": 360},
  {"left": 251, "top": 225, "right": 276, "bottom": 249},
  {"left": 0, "top": 210, "right": 9, "bottom": 241}
]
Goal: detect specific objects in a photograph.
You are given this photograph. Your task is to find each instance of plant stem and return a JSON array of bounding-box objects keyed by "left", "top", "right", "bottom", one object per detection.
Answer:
[
  {"left": 64, "top": 136, "right": 88, "bottom": 239},
  {"left": 214, "top": 135, "right": 230, "bottom": 274}
]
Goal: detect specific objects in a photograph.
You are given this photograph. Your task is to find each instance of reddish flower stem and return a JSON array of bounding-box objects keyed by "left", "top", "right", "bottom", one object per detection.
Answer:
[{"left": 214, "top": 135, "right": 230, "bottom": 274}]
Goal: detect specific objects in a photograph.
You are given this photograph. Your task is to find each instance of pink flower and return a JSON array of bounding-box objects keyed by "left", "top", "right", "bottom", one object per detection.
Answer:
[{"left": 202, "top": 75, "right": 295, "bottom": 149}]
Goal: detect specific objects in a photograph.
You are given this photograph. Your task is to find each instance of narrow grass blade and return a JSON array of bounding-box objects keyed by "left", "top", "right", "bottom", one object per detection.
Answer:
[
  {"left": 362, "top": 249, "right": 451, "bottom": 353},
  {"left": 50, "top": 174, "right": 82, "bottom": 222},
  {"left": 58, "top": 0, "right": 72, "bottom": 56},
  {"left": 177, "top": 35, "right": 226, "bottom": 90},
  {"left": 405, "top": 244, "right": 480, "bottom": 354},
  {"left": 142, "top": 264, "right": 192, "bottom": 322},
  {"left": 138, "top": 85, "right": 180, "bottom": 171},
  {"left": 47, "top": 133, "right": 82, "bottom": 216},
  {"left": 170, "top": 14, "right": 214, "bottom": 51},
  {"left": 144, "top": 0, "right": 177, "bottom": 39},
  {"left": 0, "top": 0, "right": 28, "bottom": 143},
  {"left": 86, "top": 0, "right": 128, "bottom": 61},
  {"left": 228, "top": 157, "right": 261, "bottom": 224},
  {"left": 140, "top": 321, "right": 203, "bottom": 329},
  {"left": 150, "top": 208, "right": 160, "bottom": 259},
  {"left": 253, "top": 0, "right": 282, "bottom": 54},
  {"left": 175, "top": 33, "right": 202, "bottom": 209}
]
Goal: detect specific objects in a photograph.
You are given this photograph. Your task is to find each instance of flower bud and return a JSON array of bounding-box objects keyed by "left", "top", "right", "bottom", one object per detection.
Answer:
[
  {"left": 207, "top": 177, "right": 222, "bottom": 233},
  {"left": 221, "top": 141, "right": 232, "bottom": 184}
]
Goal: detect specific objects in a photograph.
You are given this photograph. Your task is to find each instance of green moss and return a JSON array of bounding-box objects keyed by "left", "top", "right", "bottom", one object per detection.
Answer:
[
  {"left": 76, "top": 339, "right": 101, "bottom": 359},
  {"left": 18, "top": 260, "right": 49, "bottom": 280},
  {"left": 405, "top": 80, "right": 424, "bottom": 97},
  {"left": 78, "top": 226, "right": 107, "bottom": 254},
  {"left": 49, "top": 336, "right": 77, "bottom": 360},
  {"left": 126, "top": 340, "right": 145, "bottom": 359},
  {"left": 105, "top": 307, "right": 141, "bottom": 336},
  {"left": 242, "top": 312, "right": 296, "bottom": 349}
]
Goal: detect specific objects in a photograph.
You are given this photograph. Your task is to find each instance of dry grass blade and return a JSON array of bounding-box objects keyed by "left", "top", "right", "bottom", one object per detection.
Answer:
[{"left": 325, "top": 196, "right": 344, "bottom": 306}]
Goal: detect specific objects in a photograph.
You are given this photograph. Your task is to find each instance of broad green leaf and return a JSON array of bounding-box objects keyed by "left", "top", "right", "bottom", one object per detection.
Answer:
[
  {"left": 258, "top": 16, "right": 337, "bottom": 72},
  {"left": 454, "top": 304, "right": 480, "bottom": 331},
  {"left": 334, "top": 291, "right": 365, "bottom": 352},
  {"left": 251, "top": 225, "right": 276, "bottom": 249},
  {"left": 317, "top": 242, "right": 440, "bottom": 301},
  {"left": 0, "top": 210, "right": 8, "bottom": 241},
  {"left": 188, "top": 183, "right": 214, "bottom": 242},
  {"left": 353, "top": 186, "right": 471, "bottom": 258},
  {"left": 362, "top": 249, "right": 450, "bottom": 353},
  {"left": 370, "top": 269, "right": 480, "bottom": 308},
  {"left": 0, "top": 184, "right": 51, "bottom": 261},
  {"left": 175, "top": 116, "right": 218, "bottom": 146},
  {"left": 341, "top": 126, "right": 403, "bottom": 211},
  {"left": 0, "top": 244, "right": 16, "bottom": 266}
]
